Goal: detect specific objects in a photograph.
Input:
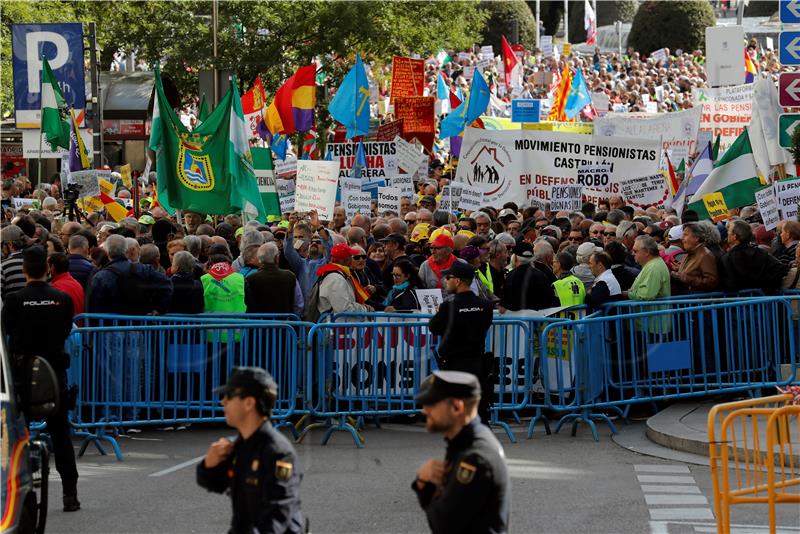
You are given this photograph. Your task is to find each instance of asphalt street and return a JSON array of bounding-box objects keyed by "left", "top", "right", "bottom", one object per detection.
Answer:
[{"left": 42, "top": 420, "right": 800, "bottom": 534}]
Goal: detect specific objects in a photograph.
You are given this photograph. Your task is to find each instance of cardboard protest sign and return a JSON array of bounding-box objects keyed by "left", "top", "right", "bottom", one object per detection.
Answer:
[
  {"left": 377, "top": 119, "right": 404, "bottom": 142},
  {"left": 390, "top": 56, "right": 425, "bottom": 104},
  {"left": 702, "top": 192, "right": 729, "bottom": 222},
  {"left": 68, "top": 169, "right": 100, "bottom": 198},
  {"left": 618, "top": 173, "right": 669, "bottom": 208},
  {"left": 394, "top": 96, "right": 435, "bottom": 151},
  {"left": 388, "top": 174, "right": 414, "bottom": 196},
  {"left": 393, "top": 135, "right": 424, "bottom": 174},
  {"left": 458, "top": 183, "right": 485, "bottom": 211},
  {"left": 438, "top": 184, "right": 462, "bottom": 212},
  {"left": 377, "top": 187, "right": 402, "bottom": 214},
  {"left": 279, "top": 193, "right": 295, "bottom": 214},
  {"left": 755, "top": 186, "right": 779, "bottom": 231},
  {"left": 12, "top": 198, "right": 37, "bottom": 210},
  {"left": 455, "top": 129, "right": 659, "bottom": 206},
  {"left": 550, "top": 185, "right": 583, "bottom": 211},
  {"left": 295, "top": 160, "right": 339, "bottom": 219},
  {"left": 275, "top": 156, "right": 298, "bottom": 178},
  {"left": 326, "top": 142, "right": 398, "bottom": 182},
  {"left": 343, "top": 192, "right": 372, "bottom": 219},
  {"left": 480, "top": 45, "right": 494, "bottom": 59},
  {"left": 415, "top": 288, "right": 443, "bottom": 314},
  {"left": 339, "top": 176, "right": 362, "bottom": 198},
  {"left": 774, "top": 177, "right": 800, "bottom": 220}
]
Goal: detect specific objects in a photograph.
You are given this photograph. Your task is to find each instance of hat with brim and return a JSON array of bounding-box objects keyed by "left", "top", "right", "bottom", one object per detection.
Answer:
[
  {"left": 441, "top": 260, "right": 474, "bottom": 281},
  {"left": 415, "top": 371, "right": 481, "bottom": 405},
  {"left": 213, "top": 367, "right": 277, "bottom": 398}
]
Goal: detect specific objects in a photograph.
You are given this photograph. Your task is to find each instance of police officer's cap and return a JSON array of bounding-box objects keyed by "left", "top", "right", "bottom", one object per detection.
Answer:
[
  {"left": 214, "top": 367, "right": 278, "bottom": 400},
  {"left": 441, "top": 261, "right": 474, "bottom": 282},
  {"left": 415, "top": 371, "right": 481, "bottom": 405}
]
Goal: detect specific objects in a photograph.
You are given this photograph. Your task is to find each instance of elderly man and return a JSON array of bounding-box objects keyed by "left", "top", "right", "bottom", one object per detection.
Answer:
[
  {"left": 419, "top": 233, "right": 467, "bottom": 292},
  {"left": 1, "top": 224, "right": 30, "bottom": 299},
  {"left": 473, "top": 212, "right": 494, "bottom": 240},
  {"left": 232, "top": 230, "right": 266, "bottom": 272},
  {"left": 624, "top": 236, "right": 670, "bottom": 301},
  {"left": 314, "top": 243, "right": 372, "bottom": 315},
  {"left": 720, "top": 220, "right": 787, "bottom": 293},
  {"left": 247, "top": 243, "right": 299, "bottom": 315},
  {"left": 285, "top": 216, "right": 332, "bottom": 300},
  {"left": 67, "top": 234, "right": 95, "bottom": 288},
  {"left": 501, "top": 241, "right": 559, "bottom": 311}
]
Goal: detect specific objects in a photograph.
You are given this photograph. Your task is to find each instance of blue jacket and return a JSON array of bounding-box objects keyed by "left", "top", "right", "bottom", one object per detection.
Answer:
[
  {"left": 86, "top": 258, "right": 173, "bottom": 315},
  {"left": 284, "top": 232, "right": 332, "bottom": 300},
  {"left": 68, "top": 253, "right": 95, "bottom": 288}
]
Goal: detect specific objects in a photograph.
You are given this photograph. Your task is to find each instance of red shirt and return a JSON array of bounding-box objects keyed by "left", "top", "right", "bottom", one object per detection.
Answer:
[{"left": 51, "top": 272, "right": 84, "bottom": 318}]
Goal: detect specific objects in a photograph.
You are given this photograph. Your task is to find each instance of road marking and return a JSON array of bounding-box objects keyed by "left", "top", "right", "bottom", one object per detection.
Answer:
[
  {"left": 644, "top": 494, "right": 708, "bottom": 506},
  {"left": 635, "top": 464, "right": 691, "bottom": 474},
  {"left": 640, "top": 485, "right": 702, "bottom": 494},
  {"left": 148, "top": 455, "right": 205, "bottom": 477},
  {"left": 637, "top": 474, "right": 696, "bottom": 484},
  {"left": 650, "top": 508, "right": 715, "bottom": 521}
]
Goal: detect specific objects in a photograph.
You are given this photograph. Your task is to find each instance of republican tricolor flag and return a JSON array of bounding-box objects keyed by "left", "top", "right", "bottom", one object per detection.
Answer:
[{"left": 744, "top": 50, "right": 757, "bottom": 83}]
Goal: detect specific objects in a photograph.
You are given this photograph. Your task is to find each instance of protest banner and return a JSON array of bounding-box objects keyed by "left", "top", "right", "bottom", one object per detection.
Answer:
[
  {"left": 618, "top": 173, "right": 669, "bottom": 208},
  {"left": 706, "top": 26, "right": 745, "bottom": 88},
  {"left": 476, "top": 58, "right": 492, "bottom": 71},
  {"left": 591, "top": 92, "right": 609, "bottom": 115},
  {"left": 458, "top": 183, "right": 486, "bottom": 211},
  {"left": 594, "top": 107, "right": 701, "bottom": 164},
  {"left": 392, "top": 135, "right": 424, "bottom": 175},
  {"left": 339, "top": 176, "right": 362, "bottom": 198},
  {"left": 98, "top": 177, "right": 115, "bottom": 196},
  {"left": 377, "top": 187, "right": 402, "bottom": 214},
  {"left": 119, "top": 163, "right": 132, "bottom": 188},
  {"left": 550, "top": 185, "right": 583, "bottom": 211},
  {"left": 394, "top": 96, "right": 435, "bottom": 151},
  {"left": 390, "top": 56, "right": 425, "bottom": 104},
  {"left": 522, "top": 122, "right": 593, "bottom": 134},
  {"left": 562, "top": 43, "right": 572, "bottom": 56},
  {"left": 540, "top": 36, "right": 553, "bottom": 57},
  {"left": 295, "top": 160, "right": 339, "bottom": 219},
  {"left": 12, "top": 198, "right": 37, "bottom": 210},
  {"left": 276, "top": 178, "right": 295, "bottom": 197},
  {"left": 774, "top": 177, "right": 800, "bottom": 220},
  {"left": 415, "top": 288, "right": 443, "bottom": 314},
  {"left": 480, "top": 45, "right": 494, "bottom": 59},
  {"left": 651, "top": 48, "right": 668, "bottom": 63},
  {"left": 702, "top": 192, "right": 729, "bottom": 222},
  {"left": 388, "top": 174, "right": 414, "bottom": 196},
  {"left": 343, "top": 192, "right": 372, "bottom": 219},
  {"left": 755, "top": 186, "right": 779, "bottom": 231},
  {"left": 692, "top": 83, "right": 754, "bottom": 155},
  {"left": 326, "top": 141, "right": 398, "bottom": 181},
  {"left": 457, "top": 52, "right": 471, "bottom": 61},
  {"left": 68, "top": 169, "right": 100, "bottom": 198},
  {"left": 462, "top": 66, "right": 475, "bottom": 80},
  {"left": 438, "top": 184, "right": 463, "bottom": 212},
  {"left": 279, "top": 193, "right": 295, "bottom": 214},
  {"left": 275, "top": 156, "right": 298, "bottom": 178},
  {"left": 377, "top": 119, "right": 404, "bottom": 142},
  {"left": 455, "top": 128, "right": 660, "bottom": 206},
  {"left": 576, "top": 164, "right": 614, "bottom": 204}
]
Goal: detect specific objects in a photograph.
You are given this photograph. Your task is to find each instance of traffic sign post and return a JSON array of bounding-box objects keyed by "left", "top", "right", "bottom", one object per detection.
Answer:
[
  {"left": 780, "top": 31, "right": 800, "bottom": 65},
  {"left": 779, "top": 114, "right": 800, "bottom": 149},
  {"left": 780, "top": 73, "right": 800, "bottom": 107},
  {"left": 781, "top": 0, "right": 800, "bottom": 23}
]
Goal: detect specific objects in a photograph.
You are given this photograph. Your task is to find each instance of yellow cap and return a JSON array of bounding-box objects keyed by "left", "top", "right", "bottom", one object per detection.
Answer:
[{"left": 410, "top": 223, "right": 431, "bottom": 243}]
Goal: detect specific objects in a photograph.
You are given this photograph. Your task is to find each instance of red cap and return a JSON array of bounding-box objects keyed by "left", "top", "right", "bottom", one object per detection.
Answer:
[
  {"left": 430, "top": 233, "right": 455, "bottom": 249},
  {"left": 331, "top": 243, "right": 359, "bottom": 261}
]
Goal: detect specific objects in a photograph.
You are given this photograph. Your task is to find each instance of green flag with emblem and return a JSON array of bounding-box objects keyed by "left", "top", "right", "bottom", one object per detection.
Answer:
[
  {"left": 149, "top": 67, "right": 266, "bottom": 221},
  {"left": 40, "top": 56, "right": 70, "bottom": 151}
]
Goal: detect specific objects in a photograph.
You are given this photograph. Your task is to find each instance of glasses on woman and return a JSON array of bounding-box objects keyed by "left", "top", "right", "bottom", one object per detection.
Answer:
[{"left": 391, "top": 272, "right": 404, "bottom": 279}]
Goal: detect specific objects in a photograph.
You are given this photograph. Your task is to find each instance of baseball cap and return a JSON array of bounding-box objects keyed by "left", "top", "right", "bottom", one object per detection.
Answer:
[
  {"left": 430, "top": 233, "right": 455, "bottom": 249},
  {"left": 410, "top": 223, "right": 431, "bottom": 243},
  {"left": 616, "top": 220, "right": 637, "bottom": 239},
  {"left": 330, "top": 242, "right": 359, "bottom": 261},
  {"left": 138, "top": 214, "right": 156, "bottom": 225},
  {"left": 234, "top": 227, "right": 245, "bottom": 238},
  {"left": 459, "top": 245, "right": 481, "bottom": 261},
  {"left": 667, "top": 224, "right": 684, "bottom": 242},
  {"left": 415, "top": 371, "right": 481, "bottom": 406},
  {"left": 380, "top": 233, "right": 407, "bottom": 247},
  {"left": 456, "top": 229, "right": 476, "bottom": 239},
  {"left": 498, "top": 208, "right": 517, "bottom": 220},
  {"left": 441, "top": 260, "right": 475, "bottom": 281},
  {"left": 513, "top": 241, "right": 534, "bottom": 261},
  {"left": 1, "top": 224, "right": 28, "bottom": 245},
  {"left": 213, "top": 367, "right": 278, "bottom": 399},
  {"left": 420, "top": 195, "right": 437, "bottom": 206}
]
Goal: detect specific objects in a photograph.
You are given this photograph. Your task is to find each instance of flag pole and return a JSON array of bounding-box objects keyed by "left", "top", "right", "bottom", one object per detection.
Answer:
[{"left": 37, "top": 55, "right": 44, "bottom": 190}]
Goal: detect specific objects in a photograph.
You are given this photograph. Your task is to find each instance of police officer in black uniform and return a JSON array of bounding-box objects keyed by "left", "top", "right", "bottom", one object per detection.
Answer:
[
  {"left": 2, "top": 245, "right": 81, "bottom": 511},
  {"left": 427, "top": 261, "right": 494, "bottom": 422},
  {"left": 197, "top": 367, "right": 306, "bottom": 534},
  {"left": 412, "top": 371, "right": 510, "bottom": 534}
]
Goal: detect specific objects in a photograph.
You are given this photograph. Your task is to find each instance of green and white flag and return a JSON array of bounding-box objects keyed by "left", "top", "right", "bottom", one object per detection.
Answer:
[
  {"left": 687, "top": 129, "right": 762, "bottom": 220},
  {"left": 251, "top": 147, "right": 281, "bottom": 220},
  {"left": 436, "top": 49, "right": 452, "bottom": 66},
  {"left": 148, "top": 67, "right": 267, "bottom": 221},
  {"left": 41, "top": 56, "right": 70, "bottom": 151}
]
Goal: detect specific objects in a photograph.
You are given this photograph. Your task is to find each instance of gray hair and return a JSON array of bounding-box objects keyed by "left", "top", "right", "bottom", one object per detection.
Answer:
[
  {"left": 244, "top": 220, "right": 262, "bottom": 232},
  {"left": 607, "top": 209, "right": 626, "bottom": 225},
  {"left": 433, "top": 210, "right": 451, "bottom": 227},
  {"left": 696, "top": 220, "right": 721, "bottom": 246},
  {"left": 183, "top": 235, "right": 201, "bottom": 257},
  {"left": 634, "top": 235, "right": 659, "bottom": 256},
  {"left": 257, "top": 242, "right": 280, "bottom": 265},
  {"left": 532, "top": 241, "right": 554, "bottom": 262},
  {"left": 727, "top": 219, "right": 753, "bottom": 244},
  {"left": 104, "top": 234, "right": 128, "bottom": 260},
  {"left": 473, "top": 211, "right": 491, "bottom": 224},
  {"left": 542, "top": 225, "right": 562, "bottom": 241},
  {"left": 243, "top": 244, "right": 260, "bottom": 265},
  {"left": 140, "top": 243, "right": 160, "bottom": 265},
  {"left": 68, "top": 234, "right": 89, "bottom": 251},
  {"left": 241, "top": 230, "right": 265, "bottom": 251},
  {"left": 172, "top": 250, "right": 196, "bottom": 274},
  {"left": 487, "top": 240, "right": 506, "bottom": 258},
  {"left": 494, "top": 232, "right": 515, "bottom": 246}
]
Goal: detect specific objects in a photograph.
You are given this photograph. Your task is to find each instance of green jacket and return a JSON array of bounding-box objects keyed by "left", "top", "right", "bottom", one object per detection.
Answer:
[{"left": 201, "top": 271, "right": 247, "bottom": 341}]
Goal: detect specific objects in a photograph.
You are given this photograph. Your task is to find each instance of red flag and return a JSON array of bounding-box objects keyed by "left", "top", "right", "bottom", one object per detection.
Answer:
[
  {"left": 449, "top": 90, "right": 462, "bottom": 110},
  {"left": 501, "top": 35, "right": 520, "bottom": 88},
  {"left": 240, "top": 76, "right": 266, "bottom": 115}
]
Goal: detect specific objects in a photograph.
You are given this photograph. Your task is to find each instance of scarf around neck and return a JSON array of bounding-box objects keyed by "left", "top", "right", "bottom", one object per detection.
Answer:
[
  {"left": 429, "top": 254, "right": 456, "bottom": 288},
  {"left": 316, "top": 262, "right": 370, "bottom": 304}
]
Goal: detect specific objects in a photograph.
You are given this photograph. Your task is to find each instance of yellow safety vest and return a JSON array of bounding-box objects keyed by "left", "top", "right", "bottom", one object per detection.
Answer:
[{"left": 552, "top": 275, "right": 585, "bottom": 307}]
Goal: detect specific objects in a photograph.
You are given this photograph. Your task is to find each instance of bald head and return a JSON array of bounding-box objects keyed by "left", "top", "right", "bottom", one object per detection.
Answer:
[{"left": 60, "top": 221, "right": 82, "bottom": 246}]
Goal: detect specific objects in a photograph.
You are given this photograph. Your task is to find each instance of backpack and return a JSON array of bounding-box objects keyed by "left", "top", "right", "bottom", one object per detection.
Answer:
[
  {"left": 304, "top": 270, "right": 346, "bottom": 322},
  {"left": 106, "top": 262, "right": 158, "bottom": 315}
]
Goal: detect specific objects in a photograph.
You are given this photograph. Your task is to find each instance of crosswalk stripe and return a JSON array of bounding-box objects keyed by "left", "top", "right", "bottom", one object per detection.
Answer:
[
  {"left": 635, "top": 465, "right": 691, "bottom": 474},
  {"left": 640, "top": 485, "right": 702, "bottom": 494},
  {"left": 644, "top": 494, "right": 708, "bottom": 506},
  {"left": 649, "top": 508, "right": 715, "bottom": 521},
  {"left": 637, "top": 474, "right": 697, "bottom": 484}
]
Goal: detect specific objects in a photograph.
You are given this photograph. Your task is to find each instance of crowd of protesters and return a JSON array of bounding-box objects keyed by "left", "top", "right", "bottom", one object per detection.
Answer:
[{"left": 3, "top": 164, "right": 798, "bottom": 322}]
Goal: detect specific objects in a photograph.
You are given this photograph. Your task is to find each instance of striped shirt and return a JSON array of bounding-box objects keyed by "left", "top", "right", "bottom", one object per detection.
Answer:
[{"left": 1, "top": 251, "right": 26, "bottom": 300}]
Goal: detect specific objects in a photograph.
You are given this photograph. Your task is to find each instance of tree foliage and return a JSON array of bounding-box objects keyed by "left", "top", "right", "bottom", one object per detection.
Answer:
[
  {"left": 1, "top": 0, "right": 487, "bottom": 118},
  {"left": 567, "top": 0, "right": 638, "bottom": 44},
  {"left": 744, "top": 0, "right": 779, "bottom": 17},
  {"left": 479, "top": 0, "right": 538, "bottom": 50},
  {"left": 528, "top": 1, "right": 565, "bottom": 37},
  {"left": 628, "top": 0, "right": 715, "bottom": 55}
]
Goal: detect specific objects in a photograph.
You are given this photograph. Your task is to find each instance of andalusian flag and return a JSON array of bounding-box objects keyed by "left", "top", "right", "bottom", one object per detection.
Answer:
[
  {"left": 149, "top": 66, "right": 267, "bottom": 221},
  {"left": 686, "top": 130, "right": 761, "bottom": 220},
  {"left": 251, "top": 147, "right": 281, "bottom": 218},
  {"left": 198, "top": 94, "right": 210, "bottom": 122},
  {"left": 41, "top": 56, "right": 70, "bottom": 151}
]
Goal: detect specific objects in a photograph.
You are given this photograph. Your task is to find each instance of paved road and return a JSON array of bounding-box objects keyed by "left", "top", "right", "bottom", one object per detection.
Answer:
[{"left": 42, "top": 421, "right": 800, "bottom": 534}]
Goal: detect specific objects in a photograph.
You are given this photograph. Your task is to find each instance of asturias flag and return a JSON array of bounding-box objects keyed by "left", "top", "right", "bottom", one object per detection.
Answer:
[
  {"left": 439, "top": 69, "right": 490, "bottom": 139},
  {"left": 328, "top": 53, "right": 370, "bottom": 139},
  {"left": 149, "top": 67, "right": 267, "bottom": 221},
  {"left": 564, "top": 68, "right": 592, "bottom": 120}
]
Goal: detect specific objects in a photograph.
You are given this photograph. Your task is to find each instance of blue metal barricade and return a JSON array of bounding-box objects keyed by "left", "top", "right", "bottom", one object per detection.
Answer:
[
  {"left": 538, "top": 297, "right": 798, "bottom": 441},
  {"left": 68, "top": 321, "right": 302, "bottom": 459},
  {"left": 298, "top": 319, "right": 438, "bottom": 447}
]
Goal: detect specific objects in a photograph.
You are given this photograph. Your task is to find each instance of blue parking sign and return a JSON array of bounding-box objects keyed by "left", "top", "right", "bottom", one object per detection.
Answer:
[
  {"left": 11, "top": 23, "right": 86, "bottom": 128},
  {"left": 780, "top": 31, "right": 800, "bottom": 66}
]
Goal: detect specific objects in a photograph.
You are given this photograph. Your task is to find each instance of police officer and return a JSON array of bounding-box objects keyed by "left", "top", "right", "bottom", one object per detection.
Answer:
[
  {"left": 427, "top": 261, "right": 494, "bottom": 423},
  {"left": 2, "top": 245, "right": 81, "bottom": 511},
  {"left": 197, "top": 367, "right": 306, "bottom": 534},
  {"left": 412, "top": 371, "right": 510, "bottom": 534}
]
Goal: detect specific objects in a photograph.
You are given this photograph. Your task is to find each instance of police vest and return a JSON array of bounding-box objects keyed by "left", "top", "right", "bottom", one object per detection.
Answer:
[{"left": 552, "top": 275, "right": 586, "bottom": 307}]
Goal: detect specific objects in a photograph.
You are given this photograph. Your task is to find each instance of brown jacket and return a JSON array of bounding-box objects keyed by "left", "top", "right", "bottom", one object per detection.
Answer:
[{"left": 672, "top": 245, "right": 718, "bottom": 294}]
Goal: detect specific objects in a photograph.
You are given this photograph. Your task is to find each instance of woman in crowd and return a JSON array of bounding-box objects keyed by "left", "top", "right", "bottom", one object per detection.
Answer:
[{"left": 382, "top": 259, "right": 422, "bottom": 312}]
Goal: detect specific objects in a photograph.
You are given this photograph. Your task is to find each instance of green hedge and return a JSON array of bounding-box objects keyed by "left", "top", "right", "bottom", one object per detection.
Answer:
[{"left": 628, "top": 0, "right": 716, "bottom": 55}]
